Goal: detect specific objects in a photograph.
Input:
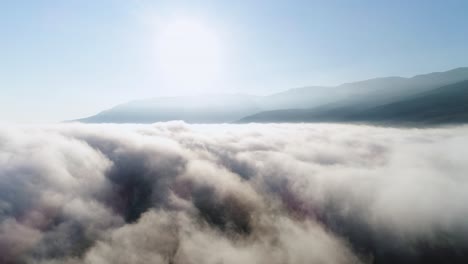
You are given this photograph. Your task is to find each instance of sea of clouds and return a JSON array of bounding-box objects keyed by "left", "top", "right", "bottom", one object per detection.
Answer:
[{"left": 1, "top": 122, "right": 468, "bottom": 264}]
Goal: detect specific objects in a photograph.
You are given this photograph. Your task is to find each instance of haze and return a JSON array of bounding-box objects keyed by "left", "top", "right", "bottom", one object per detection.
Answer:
[{"left": 1, "top": 0, "right": 468, "bottom": 122}]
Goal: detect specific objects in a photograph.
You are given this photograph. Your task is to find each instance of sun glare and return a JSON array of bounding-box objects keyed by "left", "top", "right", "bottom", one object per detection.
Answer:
[{"left": 155, "top": 18, "right": 224, "bottom": 93}]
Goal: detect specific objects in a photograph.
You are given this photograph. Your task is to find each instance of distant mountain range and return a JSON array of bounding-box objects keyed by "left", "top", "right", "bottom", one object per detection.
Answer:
[
  {"left": 240, "top": 80, "right": 468, "bottom": 125},
  {"left": 76, "top": 67, "right": 468, "bottom": 125},
  {"left": 76, "top": 94, "right": 261, "bottom": 123}
]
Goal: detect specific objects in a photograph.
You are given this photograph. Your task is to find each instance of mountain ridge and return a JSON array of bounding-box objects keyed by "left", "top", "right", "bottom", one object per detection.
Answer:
[
  {"left": 75, "top": 67, "right": 468, "bottom": 124},
  {"left": 239, "top": 80, "right": 468, "bottom": 125}
]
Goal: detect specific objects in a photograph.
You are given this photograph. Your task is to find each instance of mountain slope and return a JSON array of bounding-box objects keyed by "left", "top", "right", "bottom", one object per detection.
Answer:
[
  {"left": 76, "top": 67, "right": 468, "bottom": 124},
  {"left": 257, "top": 67, "right": 468, "bottom": 112},
  {"left": 239, "top": 80, "right": 468, "bottom": 124},
  {"left": 308, "top": 67, "right": 468, "bottom": 111},
  {"left": 78, "top": 94, "right": 261, "bottom": 123},
  {"left": 348, "top": 80, "right": 468, "bottom": 124}
]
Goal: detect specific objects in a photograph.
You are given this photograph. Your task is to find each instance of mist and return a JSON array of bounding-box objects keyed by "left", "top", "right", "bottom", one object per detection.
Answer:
[{"left": 1, "top": 122, "right": 468, "bottom": 264}]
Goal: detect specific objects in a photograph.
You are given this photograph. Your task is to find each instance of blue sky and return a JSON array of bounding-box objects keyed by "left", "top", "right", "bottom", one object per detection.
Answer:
[{"left": 1, "top": 0, "right": 467, "bottom": 122}]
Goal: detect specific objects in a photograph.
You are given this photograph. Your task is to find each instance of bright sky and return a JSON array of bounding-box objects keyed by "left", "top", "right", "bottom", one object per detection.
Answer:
[{"left": 1, "top": 0, "right": 467, "bottom": 122}]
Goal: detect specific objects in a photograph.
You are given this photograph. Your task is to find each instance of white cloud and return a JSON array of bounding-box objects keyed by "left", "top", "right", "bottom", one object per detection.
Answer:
[{"left": 0, "top": 123, "right": 467, "bottom": 263}]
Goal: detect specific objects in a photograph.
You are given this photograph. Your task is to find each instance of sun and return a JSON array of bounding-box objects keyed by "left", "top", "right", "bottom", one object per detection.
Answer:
[{"left": 155, "top": 18, "right": 224, "bottom": 93}]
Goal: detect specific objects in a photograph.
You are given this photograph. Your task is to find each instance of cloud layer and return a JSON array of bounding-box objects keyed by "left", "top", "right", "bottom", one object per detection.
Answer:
[{"left": 1, "top": 122, "right": 468, "bottom": 264}]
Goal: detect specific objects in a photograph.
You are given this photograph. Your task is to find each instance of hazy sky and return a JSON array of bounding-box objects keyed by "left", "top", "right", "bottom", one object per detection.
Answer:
[{"left": 1, "top": 0, "right": 467, "bottom": 122}]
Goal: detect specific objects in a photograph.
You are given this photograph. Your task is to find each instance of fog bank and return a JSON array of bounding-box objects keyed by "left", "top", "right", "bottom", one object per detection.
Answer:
[{"left": 1, "top": 122, "right": 468, "bottom": 264}]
